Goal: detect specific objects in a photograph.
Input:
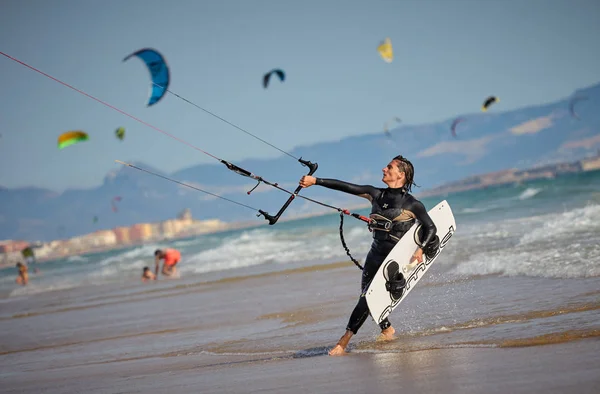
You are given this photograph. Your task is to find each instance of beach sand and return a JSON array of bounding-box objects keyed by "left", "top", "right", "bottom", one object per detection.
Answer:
[
  {"left": 3, "top": 339, "right": 599, "bottom": 394},
  {"left": 1, "top": 261, "right": 599, "bottom": 393}
]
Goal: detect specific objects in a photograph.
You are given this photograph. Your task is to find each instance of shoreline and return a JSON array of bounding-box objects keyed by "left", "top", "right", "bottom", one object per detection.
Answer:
[
  {"left": 3, "top": 161, "right": 599, "bottom": 269},
  {"left": 0, "top": 220, "right": 265, "bottom": 269}
]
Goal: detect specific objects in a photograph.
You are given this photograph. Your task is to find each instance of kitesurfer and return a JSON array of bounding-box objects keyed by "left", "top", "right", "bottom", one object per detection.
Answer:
[
  {"left": 154, "top": 248, "right": 181, "bottom": 277},
  {"left": 299, "top": 155, "right": 438, "bottom": 356}
]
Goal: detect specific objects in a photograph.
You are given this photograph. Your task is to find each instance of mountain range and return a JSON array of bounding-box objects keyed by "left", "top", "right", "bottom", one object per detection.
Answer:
[{"left": 1, "top": 82, "right": 599, "bottom": 241}]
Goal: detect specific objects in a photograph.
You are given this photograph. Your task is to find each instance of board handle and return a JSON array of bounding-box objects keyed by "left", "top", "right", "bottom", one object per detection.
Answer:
[{"left": 402, "top": 260, "right": 419, "bottom": 274}]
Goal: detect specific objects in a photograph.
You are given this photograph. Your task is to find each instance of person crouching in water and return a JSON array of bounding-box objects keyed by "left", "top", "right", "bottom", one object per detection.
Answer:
[
  {"left": 16, "top": 262, "right": 29, "bottom": 286},
  {"left": 154, "top": 249, "right": 181, "bottom": 278},
  {"left": 141, "top": 266, "right": 156, "bottom": 282}
]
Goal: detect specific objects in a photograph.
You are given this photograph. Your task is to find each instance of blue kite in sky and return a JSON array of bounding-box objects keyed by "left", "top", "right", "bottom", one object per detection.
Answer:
[{"left": 123, "top": 48, "right": 170, "bottom": 106}]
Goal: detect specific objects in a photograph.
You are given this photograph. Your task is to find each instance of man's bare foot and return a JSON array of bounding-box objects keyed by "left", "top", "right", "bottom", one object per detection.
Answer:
[
  {"left": 378, "top": 326, "right": 396, "bottom": 341},
  {"left": 328, "top": 344, "right": 347, "bottom": 356},
  {"left": 328, "top": 330, "right": 353, "bottom": 356}
]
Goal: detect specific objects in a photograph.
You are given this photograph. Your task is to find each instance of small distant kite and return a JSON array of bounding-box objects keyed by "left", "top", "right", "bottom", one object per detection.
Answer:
[
  {"left": 569, "top": 96, "right": 588, "bottom": 119},
  {"left": 377, "top": 38, "right": 393, "bottom": 63},
  {"left": 481, "top": 96, "right": 499, "bottom": 112},
  {"left": 263, "top": 69, "right": 285, "bottom": 89},
  {"left": 450, "top": 117, "right": 465, "bottom": 138},
  {"left": 123, "top": 48, "right": 170, "bottom": 106},
  {"left": 383, "top": 117, "right": 402, "bottom": 137},
  {"left": 58, "top": 131, "right": 89, "bottom": 149},
  {"left": 115, "top": 127, "right": 126, "bottom": 141},
  {"left": 93, "top": 216, "right": 99, "bottom": 223},
  {"left": 111, "top": 196, "right": 122, "bottom": 212}
]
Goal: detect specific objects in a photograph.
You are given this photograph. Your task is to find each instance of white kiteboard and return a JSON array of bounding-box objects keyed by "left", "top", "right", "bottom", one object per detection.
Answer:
[{"left": 365, "top": 200, "right": 456, "bottom": 324}]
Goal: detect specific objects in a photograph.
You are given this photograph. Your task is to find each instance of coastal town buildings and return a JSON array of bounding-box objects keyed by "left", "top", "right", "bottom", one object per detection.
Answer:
[
  {"left": 0, "top": 209, "right": 228, "bottom": 267},
  {"left": 0, "top": 240, "right": 30, "bottom": 254},
  {"left": 420, "top": 153, "right": 600, "bottom": 197},
  {"left": 581, "top": 155, "right": 600, "bottom": 171},
  {"left": 129, "top": 223, "right": 153, "bottom": 243},
  {"left": 113, "top": 227, "right": 131, "bottom": 244}
]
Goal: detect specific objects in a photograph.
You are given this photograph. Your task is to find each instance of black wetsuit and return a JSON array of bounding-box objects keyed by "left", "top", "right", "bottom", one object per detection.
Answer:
[{"left": 315, "top": 178, "right": 437, "bottom": 334}]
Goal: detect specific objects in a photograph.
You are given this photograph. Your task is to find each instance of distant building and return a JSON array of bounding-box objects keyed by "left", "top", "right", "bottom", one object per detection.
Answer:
[
  {"left": 581, "top": 156, "right": 600, "bottom": 172},
  {"left": 178, "top": 208, "right": 192, "bottom": 221},
  {"left": 66, "top": 233, "right": 102, "bottom": 252},
  {"left": 149, "top": 222, "right": 163, "bottom": 239},
  {"left": 187, "top": 219, "right": 228, "bottom": 234},
  {"left": 89, "top": 230, "right": 117, "bottom": 247},
  {"left": 160, "top": 219, "right": 185, "bottom": 238},
  {"left": 0, "top": 240, "right": 30, "bottom": 254},
  {"left": 129, "top": 223, "right": 153, "bottom": 243},
  {"left": 33, "top": 241, "right": 62, "bottom": 259},
  {"left": 113, "top": 227, "right": 131, "bottom": 245},
  {"left": 67, "top": 235, "right": 86, "bottom": 248}
]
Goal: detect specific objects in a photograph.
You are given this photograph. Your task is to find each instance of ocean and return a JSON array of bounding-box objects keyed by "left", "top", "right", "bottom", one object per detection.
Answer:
[{"left": 1, "top": 170, "right": 599, "bottom": 393}]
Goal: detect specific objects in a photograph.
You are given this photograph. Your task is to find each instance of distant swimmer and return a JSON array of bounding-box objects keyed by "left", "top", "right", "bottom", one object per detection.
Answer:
[
  {"left": 141, "top": 266, "right": 156, "bottom": 282},
  {"left": 154, "top": 249, "right": 181, "bottom": 277},
  {"left": 15, "top": 262, "right": 29, "bottom": 286}
]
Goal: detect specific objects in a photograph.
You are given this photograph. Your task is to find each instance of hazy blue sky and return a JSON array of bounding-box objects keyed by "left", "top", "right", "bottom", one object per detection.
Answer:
[{"left": 1, "top": 0, "right": 599, "bottom": 191}]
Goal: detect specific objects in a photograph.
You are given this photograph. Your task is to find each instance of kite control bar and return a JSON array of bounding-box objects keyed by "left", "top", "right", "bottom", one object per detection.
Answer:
[{"left": 259, "top": 157, "right": 318, "bottom": 225}]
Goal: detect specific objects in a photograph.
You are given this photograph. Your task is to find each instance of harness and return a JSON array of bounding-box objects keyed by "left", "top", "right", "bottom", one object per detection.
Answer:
[
  {"left": 338, "top": 189, "right": 416, "bottom": 272},
  {"left": 368, "top": 213, "right": 415, "bottom": 243}
]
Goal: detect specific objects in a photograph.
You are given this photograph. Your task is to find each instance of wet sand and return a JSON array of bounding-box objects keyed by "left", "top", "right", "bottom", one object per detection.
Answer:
[
  {"left": 2, "top": 339, "right": 599, "bottom": 393},
  {"left": 1, "top": 260, "right": 599, "bottom": 393}
]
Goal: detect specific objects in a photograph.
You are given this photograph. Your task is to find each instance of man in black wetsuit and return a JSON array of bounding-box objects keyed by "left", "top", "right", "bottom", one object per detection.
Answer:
[{"left": 299, "top": 155, "right": 438, "bottom": 356}]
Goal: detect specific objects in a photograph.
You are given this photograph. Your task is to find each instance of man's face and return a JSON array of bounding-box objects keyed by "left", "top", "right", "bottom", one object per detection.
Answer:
[{"left": 382, "top": 160, "right": 405, "bottom": 184}]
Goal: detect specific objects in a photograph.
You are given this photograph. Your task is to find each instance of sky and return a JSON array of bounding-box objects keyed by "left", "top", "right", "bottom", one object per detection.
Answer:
[{"left": 1, "top": 0, "right": 599, "bottom": 191}]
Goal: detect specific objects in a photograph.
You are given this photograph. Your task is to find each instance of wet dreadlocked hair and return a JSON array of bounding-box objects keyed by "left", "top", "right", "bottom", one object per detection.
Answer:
[{"left": 393, "top": 155, "right": 419, "bottom": 192}]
